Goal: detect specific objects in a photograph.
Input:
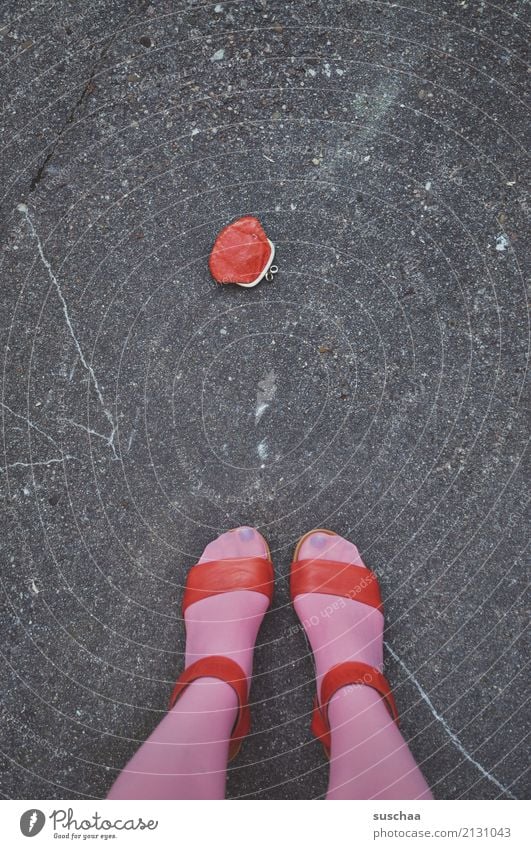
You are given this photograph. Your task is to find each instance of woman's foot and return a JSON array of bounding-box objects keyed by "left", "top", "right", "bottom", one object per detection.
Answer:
[
  {"left": 293, "top": 529, "right": 384, "bottom": 693},
  {"left": 184, "top": 526, "right": 271, "bottom": 680},
  {"left": 107, "top": 527, "right": 271, "bottom": 799},
  {"left": 292, "top": 529, "right": 433, "bottom": 800}
]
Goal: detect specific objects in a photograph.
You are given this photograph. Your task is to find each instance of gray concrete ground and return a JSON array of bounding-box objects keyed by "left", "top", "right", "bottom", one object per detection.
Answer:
[{"left": 0, "top": 1, "right": 528, "bottom": 800}]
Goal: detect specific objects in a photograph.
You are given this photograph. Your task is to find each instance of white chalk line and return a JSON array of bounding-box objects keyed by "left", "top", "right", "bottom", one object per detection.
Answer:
[
  {"left": 17, "top": 204, "right": 118, "bottom": 459},
  {"left": 385, "top": 642, "right": 517, "bottom": 799}
]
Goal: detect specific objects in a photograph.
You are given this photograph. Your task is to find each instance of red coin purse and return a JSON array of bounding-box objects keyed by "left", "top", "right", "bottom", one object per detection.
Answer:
[{"left": 209, "top": 216, "right": 277, "bottom": 288}]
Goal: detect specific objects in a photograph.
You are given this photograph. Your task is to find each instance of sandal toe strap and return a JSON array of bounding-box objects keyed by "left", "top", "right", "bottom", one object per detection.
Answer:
[
  {"left": 184, "top": 556, "right": 274, "bottom": 613},
  {"left": 290, "top": 559, "right": 383, "bottom": 611}
]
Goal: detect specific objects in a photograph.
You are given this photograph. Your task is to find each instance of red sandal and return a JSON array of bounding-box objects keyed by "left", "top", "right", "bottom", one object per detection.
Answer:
[
  {"left": 169, "top": 547, "right": 274, "bottom": 760},
  {"left": 290, "top": 529, "right": 399, "bottom": 758}
]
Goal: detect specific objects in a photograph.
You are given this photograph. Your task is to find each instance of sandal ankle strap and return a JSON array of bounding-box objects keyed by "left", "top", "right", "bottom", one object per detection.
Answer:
[
  {"left": 312, "top": 660, "right": 399, "bottom": 758},
  {"left": 168, "top": 655, "right": 250, "bottom": 760}
]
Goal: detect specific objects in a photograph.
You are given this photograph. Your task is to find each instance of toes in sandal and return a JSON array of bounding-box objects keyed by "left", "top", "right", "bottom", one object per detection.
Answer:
[
  {"left": 290, "top": 529, "right": 399, "bottom": 758},
  {"left": 169, "top": 547, "right": 274, "bottom": 760}
]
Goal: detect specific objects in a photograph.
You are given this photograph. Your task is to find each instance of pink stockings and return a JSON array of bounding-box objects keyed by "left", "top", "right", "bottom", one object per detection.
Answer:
[
  {"left": 107, "top": 528, "right": 432, "bottom": 800},
  {"left": 107, "top": 527, "right": 268, "bottom": 800}
]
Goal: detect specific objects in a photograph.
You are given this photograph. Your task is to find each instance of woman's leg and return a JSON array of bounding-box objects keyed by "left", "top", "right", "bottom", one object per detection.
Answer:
[
  {"left": 107, "top": 527, "right": 269, "bottom": 800},
  {"left": 293, "top": 531, "right": 433, "bottom": 800}
]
